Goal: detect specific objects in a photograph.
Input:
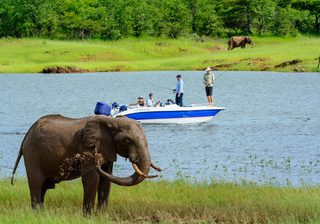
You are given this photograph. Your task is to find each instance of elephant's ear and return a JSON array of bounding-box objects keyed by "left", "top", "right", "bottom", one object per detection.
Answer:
[{"left": 81, "top": 116, "right": 117, "bottom": 162}]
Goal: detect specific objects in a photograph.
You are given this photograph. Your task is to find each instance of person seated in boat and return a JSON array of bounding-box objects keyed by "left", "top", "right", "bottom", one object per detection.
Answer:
[
  {"left": 136, "top": 96, "right": 146, "bottom": 107},
  {"left": 129, "top": 96, "right": 146, "bottom": 107},
  {"left": 147, "top": 93, "right": 160, "bottom": 107}
]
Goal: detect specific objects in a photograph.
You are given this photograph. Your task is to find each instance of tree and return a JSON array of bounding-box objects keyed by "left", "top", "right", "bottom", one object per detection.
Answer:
[
  {"left": 7, "top": 0, "right": 45, "bottom": 37},
  {"left": 292, "top": 0, "right": 320, "bottom": 33},
  {"left": 251, "top": 0, "right": 276, "bottom": 34},
  {"left": 98, "top": 0, "right": 155, "bottom": 39},
  {"left": 157, "top": 0, "right": 192, "bottom": 38},
  {"left": 0, "top": 0, "right": 14, "bottom": 37},
  {"left": 272, "top": 6, "right": 298, "bottom": 36},
  {"left": 185, "top": 0, "right": 223, "bottom": 36},
  {"left": 221, "top": 0, "right": 256, "bottom": 34},
  {"left": 130, "top": 1, "right": 157, "bottom": 37},
  {"left": 59, "top": 0, "right": 103, "bottom": 39},
  {"left": 0, "top": 0, "right": 318, "bottom": 39}
]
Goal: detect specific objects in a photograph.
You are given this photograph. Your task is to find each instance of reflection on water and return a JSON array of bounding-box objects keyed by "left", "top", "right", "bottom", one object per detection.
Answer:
[{"left": 0, "top": 71, "right": 320, "bottom": 186}]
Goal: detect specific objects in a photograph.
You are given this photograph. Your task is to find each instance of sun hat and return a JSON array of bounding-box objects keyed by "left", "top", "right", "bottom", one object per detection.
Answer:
[
  {"left": 205, "top": 66, "right": 212, "bottom": 71},
  {"left": 138, "top": 96, "right": 144, "bottom": 99}
]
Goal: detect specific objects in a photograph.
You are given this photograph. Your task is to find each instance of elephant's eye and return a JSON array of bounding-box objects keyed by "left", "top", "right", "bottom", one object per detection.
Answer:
[{"left": 124, "top": 138, "right": 131, "bottom": 144}]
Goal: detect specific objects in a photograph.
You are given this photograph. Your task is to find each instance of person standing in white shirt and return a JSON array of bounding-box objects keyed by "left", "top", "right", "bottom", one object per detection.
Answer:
[{"left": 174, "top": 74, "right": 184, "bottom": 106}]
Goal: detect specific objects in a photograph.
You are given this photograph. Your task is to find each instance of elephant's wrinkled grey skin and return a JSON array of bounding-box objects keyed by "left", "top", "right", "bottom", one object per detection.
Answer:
[
  {"left": 11, "top": 114, "right": 160, "bottom": 214},
  {"left": 228, "top": 36, "right": 254, "bottom": 50}
]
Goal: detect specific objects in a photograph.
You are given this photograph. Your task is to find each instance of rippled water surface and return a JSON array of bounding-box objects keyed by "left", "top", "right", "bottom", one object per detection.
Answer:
[{"left": 0, "top": 71, "right": 319, "bottom": 186}]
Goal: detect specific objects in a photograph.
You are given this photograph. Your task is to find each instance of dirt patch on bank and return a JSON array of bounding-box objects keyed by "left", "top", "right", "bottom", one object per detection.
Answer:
[
  {"left": 241, "top": 57, "right": 265, "bottom": 63},
  {"left": 42, "top": 66, "right": 89, "bottom": 73},
  {"left": 239, "top": 57, "right": 272, "bottom": 71},
  {"left": 98, "top": 66, "right": 126, "bottom": 72},
  {"left": 202, "top": 59, "right": 224, "bottom": 64},
  {"left": 81, "top": 53, "right": 117, "bottom": 62},
  {"left": 197, "top": 58, "right": 307, "bottom": 72},
  {"left": 196, "top": 62, "right": 238, "bottom": 71},
  {"left": 208, "top": 46, "right": 225, "bottom": 52},
  {"left": 212, "top": 62, "right": 238, "bottom": 70},
  {"left": 275, "top": 59, "right": 302, "bottom": 68},
  {"left": 155, "top": 42, "right": 171, "bottom": 47},
  {"left": 200, "top": 58, "right": 268, "bottom": 71}
]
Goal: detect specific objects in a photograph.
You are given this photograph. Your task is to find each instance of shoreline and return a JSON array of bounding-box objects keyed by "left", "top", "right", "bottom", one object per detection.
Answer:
[
  {"left": 2, "top": 179, "right": 320, "bottom": 223},
  {"left": 0, "top": 37, "right": 319, "bottom": 74},
  {"left": 1, "top": 70, "right": 320, "bottom": 76}
]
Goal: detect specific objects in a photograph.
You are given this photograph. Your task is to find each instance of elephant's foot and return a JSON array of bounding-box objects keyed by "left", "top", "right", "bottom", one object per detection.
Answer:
[
  {"left": 83, "top": 204, "right": 93, "bottom": 215},
  {"left": 31, "top": 191, "right": 45, "bottom": 210},
  {"left": 31, "top": 201, "right": 44, "bottom": 210}
]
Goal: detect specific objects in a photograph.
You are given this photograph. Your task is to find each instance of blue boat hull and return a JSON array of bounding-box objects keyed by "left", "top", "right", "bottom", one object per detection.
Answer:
[
  {"left": 116, "top": 105, "right": 225, "bottom": 124},
  {"left": 125, "top": 109, "right": 223, "bottom": 120}
]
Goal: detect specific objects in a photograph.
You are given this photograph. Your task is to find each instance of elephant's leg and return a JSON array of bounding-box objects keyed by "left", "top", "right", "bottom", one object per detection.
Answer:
[
  {"left": 97, "top": 162, "right": 113, "bottom": 209},
  {"left": 228, "top": 41, "right": 232, "bottom": 50},
  {"left": 230, "top": 43, "right": 235, "bottom": 50},
  {"left": 41, "top": 187, "right": 48, "bottom": 204},
  {"left": 82, "top": 169, "right": 100, "bottom": 215},
  {"left": 41, "top": 179, "right": 56, "bottom": 203},
  {"left": 26, "top": 171, "right": 46, "bottom": 209}
]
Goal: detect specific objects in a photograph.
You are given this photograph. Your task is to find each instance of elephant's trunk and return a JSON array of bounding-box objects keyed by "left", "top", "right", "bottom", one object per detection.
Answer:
[
  {"left": 96, "top": 160, "right": 156, "bottom": 186},
  {"left": 96, "top": 143, "right": 160, "bottom": 186}
]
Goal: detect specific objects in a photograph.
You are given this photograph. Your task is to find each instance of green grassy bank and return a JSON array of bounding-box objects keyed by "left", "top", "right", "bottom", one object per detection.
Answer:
[
  {"left": 0, "top": 36, "right": 319, "bottom": 73},
  {"left": 1, "top": 179, "right": 320, "bottom": 223}
]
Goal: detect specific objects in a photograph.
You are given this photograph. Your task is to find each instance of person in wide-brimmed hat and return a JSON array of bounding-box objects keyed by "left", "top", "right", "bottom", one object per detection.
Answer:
[
  {"left": 203, "top": 67, "right": 215, "bottom": 106},
  {"left": 129, "top": 96, "right": 146, "bottom": 107}
]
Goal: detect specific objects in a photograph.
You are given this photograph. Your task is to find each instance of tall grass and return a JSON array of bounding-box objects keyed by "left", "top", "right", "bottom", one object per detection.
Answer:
[
  {"left": 1, "top": 179, "right": 320, "bottom": 223},
  {"left": 0, "top": 36, "right": 319, "bottom": 73}
]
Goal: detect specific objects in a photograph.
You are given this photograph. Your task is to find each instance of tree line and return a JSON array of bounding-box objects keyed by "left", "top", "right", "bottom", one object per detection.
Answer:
[{"left": 0, "top": 0, "right": 319, "bottom": 39}]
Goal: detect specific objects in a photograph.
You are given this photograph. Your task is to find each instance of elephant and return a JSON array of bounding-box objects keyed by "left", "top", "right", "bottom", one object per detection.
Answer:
[
  {"left": 228, "top": 36, "right": 254, "bottom": 50},
  {"left": 11, "top": 114, "right": 161, "bottom": 214}
]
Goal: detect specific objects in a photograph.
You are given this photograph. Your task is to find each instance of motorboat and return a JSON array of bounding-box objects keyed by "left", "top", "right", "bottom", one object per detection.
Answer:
[{"left": 94, "top": 101, "right": 225, "bottom": 124}]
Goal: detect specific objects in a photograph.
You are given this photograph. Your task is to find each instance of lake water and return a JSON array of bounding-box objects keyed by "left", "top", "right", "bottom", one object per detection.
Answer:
[{"left": 0, "top": 71, "right": 319, "bottom": 186}]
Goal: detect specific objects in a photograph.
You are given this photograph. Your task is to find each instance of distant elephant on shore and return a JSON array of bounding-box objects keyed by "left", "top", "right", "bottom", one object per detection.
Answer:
[
  {"left": 228, "top": 36, "right": 254, "bottom": 50},
  {"left": 11, "top": 114, "right": 161, "bottom": 214}
]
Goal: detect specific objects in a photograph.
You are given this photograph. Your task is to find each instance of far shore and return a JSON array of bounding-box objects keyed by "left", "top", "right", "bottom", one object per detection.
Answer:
[{"left": 0, "top": 37, "right": 319, "bottom": 73}]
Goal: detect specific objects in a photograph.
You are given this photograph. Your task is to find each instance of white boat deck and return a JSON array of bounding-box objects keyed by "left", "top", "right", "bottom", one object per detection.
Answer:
[{"left": 112, "top": 104, "right": 225, "bottom": 124}]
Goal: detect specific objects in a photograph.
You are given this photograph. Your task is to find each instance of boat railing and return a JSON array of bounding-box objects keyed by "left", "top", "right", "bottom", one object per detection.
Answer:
[
  {"left": 128, "top": 103, "right": 222, "bottom": 108},
  {"left": 187, "top": 104, "right": 226, "bottom": 109},
  {"left": 187, "top": 103, "right": 213, "bottom": 107}
]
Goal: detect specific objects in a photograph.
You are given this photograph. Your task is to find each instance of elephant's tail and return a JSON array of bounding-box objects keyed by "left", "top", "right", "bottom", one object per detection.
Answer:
[
  {"left": 11, "top": 121, "right": 36, "bottom": 185},
  {"left": 11, "top": 147, "right": 23, "bottom": 185}
]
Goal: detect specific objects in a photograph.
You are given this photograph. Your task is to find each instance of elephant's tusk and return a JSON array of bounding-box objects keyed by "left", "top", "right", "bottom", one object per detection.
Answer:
[
  {"left": 132, "top": 163, "right": 158, "bottom": 178},
  {"left": 151, "top": 162, "right": 162, "bottom": 172}
]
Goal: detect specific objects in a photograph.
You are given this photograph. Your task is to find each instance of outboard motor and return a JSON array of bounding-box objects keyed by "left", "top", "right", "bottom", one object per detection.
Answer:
[
  {"left": 165, "top": 99, "right": 175, "bottom": 105},
  {"left": 94, "top": 102, "right": 112, "bottom": 116},
  {"left": 119, "top": 105, "right": 127, "bottom": 112},
  {"left": 112, "top": 102, "right": 119, "bottom": 109}
]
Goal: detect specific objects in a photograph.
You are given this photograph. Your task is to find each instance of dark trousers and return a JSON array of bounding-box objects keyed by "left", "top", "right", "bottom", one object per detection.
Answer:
[{"left": 175, "top": 93, "right": 183, "bottom": 106}]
